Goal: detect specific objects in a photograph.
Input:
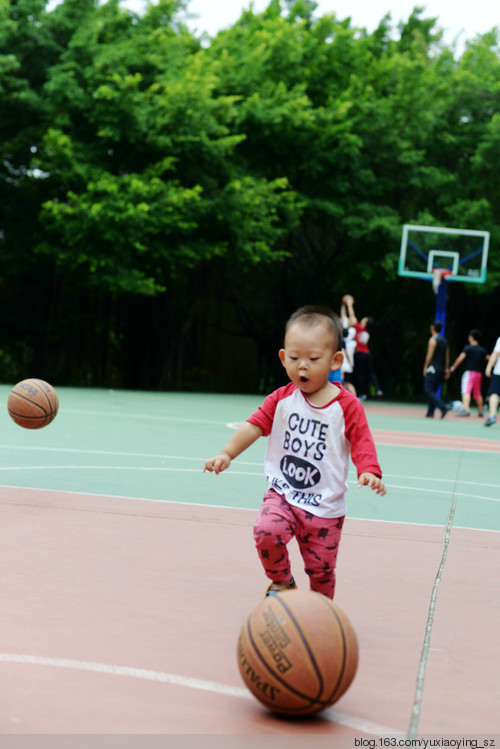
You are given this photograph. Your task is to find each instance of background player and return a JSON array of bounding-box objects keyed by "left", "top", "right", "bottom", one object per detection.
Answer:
[
  {"left": 449, "top": 329, "right": 489, "bottom": 417},
  {"left": 484, "top": 335, "right": 500, "bottom": 426}
]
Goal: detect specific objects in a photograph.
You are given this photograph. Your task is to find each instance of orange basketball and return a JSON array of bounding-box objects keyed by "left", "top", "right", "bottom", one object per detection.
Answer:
[
  {"left": 237, "top": 590, "right": 358, "bottom": 716},
  {"left": 7, "top": 378, "right": 59, "bottom": 429}
]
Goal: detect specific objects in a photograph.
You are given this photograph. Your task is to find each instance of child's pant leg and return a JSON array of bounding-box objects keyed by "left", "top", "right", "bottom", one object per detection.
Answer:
[
  {"left": 296, "top": 514, "right": 345, "bottom": 599},
  {"left": 253, "top": 490, "right": 297, "bottom": 583}
]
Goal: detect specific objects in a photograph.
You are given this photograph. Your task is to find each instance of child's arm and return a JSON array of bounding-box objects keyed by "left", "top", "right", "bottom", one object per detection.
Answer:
[
  {"left": 358, "top": 472, "right": 386, "bottom": 495},
  {"left": 204, "top": 422, "right": 264, "bottom": 474},
  {"left": 344, "top": 401, "right": 386, "bottom": 496}
]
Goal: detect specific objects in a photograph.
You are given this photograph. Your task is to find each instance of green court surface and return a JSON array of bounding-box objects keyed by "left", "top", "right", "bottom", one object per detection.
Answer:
[{"left": 1, "top": 386, "right": 499, "bottom": 533}]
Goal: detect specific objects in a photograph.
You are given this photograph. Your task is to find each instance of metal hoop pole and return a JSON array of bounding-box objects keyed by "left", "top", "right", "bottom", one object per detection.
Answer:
[{"left": 435, "top": 279, "right": 447, "bottom": 333}]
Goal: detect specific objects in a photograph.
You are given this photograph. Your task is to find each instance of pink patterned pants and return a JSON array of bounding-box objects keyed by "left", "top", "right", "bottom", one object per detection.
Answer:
[{"left": 253, "top": 489, "right": 345, "bottom": 599}]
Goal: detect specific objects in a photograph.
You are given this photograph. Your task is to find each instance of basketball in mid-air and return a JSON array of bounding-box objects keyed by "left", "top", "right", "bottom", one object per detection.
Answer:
[
  {"left": 237, "top": 590, "right": 359, "bottom": 716},
  {"left": 7, "top": 378, "right": 59, "bottom": 429}
]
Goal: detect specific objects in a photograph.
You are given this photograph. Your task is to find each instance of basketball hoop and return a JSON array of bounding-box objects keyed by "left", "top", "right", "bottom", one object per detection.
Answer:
[{"left": 432, "top": 268, "right": 452, "bottom": 294}]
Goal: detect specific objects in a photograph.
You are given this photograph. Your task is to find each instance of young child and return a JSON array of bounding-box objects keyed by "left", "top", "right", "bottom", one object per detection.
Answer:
[
  {"left": 449, "top": 329, "right": 489, "bottom": 417},
  {"left": 203, "top": 305, "right": 386, "bottom": 599}
]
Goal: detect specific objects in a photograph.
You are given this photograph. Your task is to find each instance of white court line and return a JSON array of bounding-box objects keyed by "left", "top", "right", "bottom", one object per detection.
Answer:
[
  {"left": 1, "top": 445, "right": 499, "bottom": 490},
  {"left": 1, "top": 482, "right": 498, "bottom": 534},
  {"left": 0, "top": 653, "right": 400, "bottom": 735},
  {"left": 386, "top": 483, "right": 500, "bottom": 503},
  {"left": 375, "top": 441, "right": 500, "bottom": 455},
  {"left": 56, "top": 409, "right": 231, "bottom": 425},
  {"left": 0, "top": 445, "right": 222, "bottom": 462},
  {"left": 0, "top": 466, "right": 498, "bottom": 504},
  {"left": 386, "top": 473, "right": 500, "bottom": 489},
  {"left": 0, "top": 465, "right": 211, "bottom": 473},
  {"left": 0, "top": 465, "right": 263, "bottom": 478}
]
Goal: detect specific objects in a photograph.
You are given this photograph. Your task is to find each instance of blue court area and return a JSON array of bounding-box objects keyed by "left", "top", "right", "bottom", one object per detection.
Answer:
[{"left": 1, "top": 386, "right": 498, "bottom": 534}]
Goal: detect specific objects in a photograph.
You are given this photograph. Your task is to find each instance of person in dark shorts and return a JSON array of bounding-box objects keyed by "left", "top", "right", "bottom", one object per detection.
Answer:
[
  {"left": 484, "top": 336, "right": 500, "bottom": 427},
  {"left": 423, "top": 321, "right": 450, "bottom": 418}
]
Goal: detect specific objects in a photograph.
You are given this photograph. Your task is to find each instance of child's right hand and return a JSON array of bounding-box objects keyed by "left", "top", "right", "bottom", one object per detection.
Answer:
[
  {"left": 203, "top": 452, "right": 231, "bottom": 474},
  {"left": 203, "top": 423, "right": 263, "bottom": 476}
]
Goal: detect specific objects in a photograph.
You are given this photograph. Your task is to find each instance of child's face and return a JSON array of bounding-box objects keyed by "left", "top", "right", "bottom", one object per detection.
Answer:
[{"left": 279, "top": 321, "right": 343, "bottom": 396}]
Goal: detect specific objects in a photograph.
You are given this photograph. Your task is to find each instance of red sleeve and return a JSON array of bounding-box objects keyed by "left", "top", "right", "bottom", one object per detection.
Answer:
[
  {"left": 353, "top": 322, "right": 362, "bottom": 347},
  {"left": 247, "top": 383, "right": 296, "bottom": 437},
  {"left": 340, "top": 391, "right": 382, "bottom": 478}
]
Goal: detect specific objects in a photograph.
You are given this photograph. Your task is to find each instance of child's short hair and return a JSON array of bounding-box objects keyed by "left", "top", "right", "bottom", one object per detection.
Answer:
[
  {"left": 469, "top": 329, "right": 481, "bottom": 341},
  {"left": 433, "top": 320, "right": 443, "bottom": 333},
  {"left": 285, "top": 305, "right": 343, "bottom": 350}
]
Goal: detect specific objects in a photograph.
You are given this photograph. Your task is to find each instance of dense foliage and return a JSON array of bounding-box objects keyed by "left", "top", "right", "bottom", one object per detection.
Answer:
[{"left": 1, "top": 0, "right": 499, "bottom": 396}]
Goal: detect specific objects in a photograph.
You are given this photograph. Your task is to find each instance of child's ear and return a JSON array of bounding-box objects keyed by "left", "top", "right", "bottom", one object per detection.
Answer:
[
  {"left": 331, "top": 351, "right": 344, "bottom": 370},
  {"left": 279, "top": 348, "right": 286, "bottom": 367}
]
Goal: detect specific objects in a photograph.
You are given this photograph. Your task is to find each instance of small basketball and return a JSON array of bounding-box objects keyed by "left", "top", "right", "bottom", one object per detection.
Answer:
[
  {"left": 237, "top": 589, "right": 359, "bottom": 717},
  {"left": 7, "top": 378, "right": 59, "bottom": 429}
]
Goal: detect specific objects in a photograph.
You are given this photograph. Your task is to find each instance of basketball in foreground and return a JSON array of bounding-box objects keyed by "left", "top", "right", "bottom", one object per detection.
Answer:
[
  {"left": 237, "top": 589, "right": 359, "bottom": 717},
  {"left": 7, "top": 378, "right": 59, "bottom": 429}
]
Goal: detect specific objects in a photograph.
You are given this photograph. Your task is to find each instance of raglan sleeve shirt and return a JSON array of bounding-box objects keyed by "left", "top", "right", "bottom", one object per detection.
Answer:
[{"left": 247, "top": 383, "right": 382, "bottom": 519}]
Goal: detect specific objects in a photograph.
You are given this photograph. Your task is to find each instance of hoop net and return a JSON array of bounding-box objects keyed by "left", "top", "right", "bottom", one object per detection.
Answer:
[{"left": 432, "top": 268, "right": 452, "bottom": 294}]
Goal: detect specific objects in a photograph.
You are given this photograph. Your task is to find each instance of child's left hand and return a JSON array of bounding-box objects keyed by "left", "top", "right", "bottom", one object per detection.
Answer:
[{"left": 358, "top": 473, "right": 386, "bottom": 495}]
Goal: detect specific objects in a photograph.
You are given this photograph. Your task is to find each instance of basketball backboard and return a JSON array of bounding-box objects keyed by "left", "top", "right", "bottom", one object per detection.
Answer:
[{"left": 399, "top": 224, "right": 489, "bottom": 284}]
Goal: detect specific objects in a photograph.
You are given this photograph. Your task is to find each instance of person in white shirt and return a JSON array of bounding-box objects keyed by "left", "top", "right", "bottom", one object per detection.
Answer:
[
  {"left": 204, "top": 305, "right": 386, "bottom": 599},
  {"left": 484, "top": 336, "right": 500, "bottom": 426}
]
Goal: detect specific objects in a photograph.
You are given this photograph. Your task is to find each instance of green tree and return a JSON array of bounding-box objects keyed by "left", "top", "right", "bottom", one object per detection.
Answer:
[
  {"left": 33, "top": 0, "right": 301, "bottom": 297},
  {"left": 1, "top": 0, "right": 499, "bottom": 392},
  {"left": 2, "top": 0, "right": 303, "bottom": 386},
  {"left": 203, "top": 2, "right": 500, "bottom": 393}
]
